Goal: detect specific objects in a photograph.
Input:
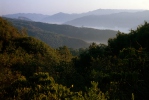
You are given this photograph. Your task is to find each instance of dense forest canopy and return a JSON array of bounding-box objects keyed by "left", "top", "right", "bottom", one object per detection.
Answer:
[{"left": 0, "top": 17, "right": 149, "bottom": 100}]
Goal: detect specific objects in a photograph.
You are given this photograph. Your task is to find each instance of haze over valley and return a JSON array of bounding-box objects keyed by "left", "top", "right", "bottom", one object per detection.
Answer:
[
  {"left": 4, "top": 17, "right": 118, "bottom": 48},
  {"left": 2, "top": 9, "right": 149, "bottom": 33}
]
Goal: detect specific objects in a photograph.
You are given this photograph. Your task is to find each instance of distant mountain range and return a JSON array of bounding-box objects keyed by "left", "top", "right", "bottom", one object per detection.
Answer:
[
  {"left": 3, "top": 13, "right": 49, "bottom": 21},
  {"left": 18, "top": 16, "right": 32, "bottom": 21},
  {"left": 3, "top": 9, "right": 143, "bottom": 22},
  {"left": 3, "top": 9, "right": 148, "bottom": 33},
  {"left": 4, "top": 17, "right": 117, "bottom": 48},
  {"left": 41, "top": 12, "right": 82, "bottom": 24},
  {"left": 64, "top": 10, "right": 149, "bottom": 32},
  {"left": 41, "top": 9, "right": 141, "bottom": 24}
]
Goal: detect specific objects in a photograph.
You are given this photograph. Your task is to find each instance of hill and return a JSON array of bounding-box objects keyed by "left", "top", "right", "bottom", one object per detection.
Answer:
[
  {"left": 2, "top": 13, "right": 49, "bottom": 21},
  {"left": 4, "top": 18, "right": 89, "bottom": 48},
  {"left": 64, "top": 10, "right": 149, "bottom": 32},
  {"left": 3, "top": 9, "right": 142, "bottom": 24},
  {"left": 41, "top": 12, "right": 82, "bottom": 24},
  {"left": 0, "top": 17, "right": 60, "bottom": 75},
  {"left": 5, "top": 17, "right": 117, "bottom": 47},
  {"left": 18, "top": 16, "right": 32, "bottom": 21},
  {"left": 0, "top": 17, "right": 109, "bottom": 100},
  {"left": 83, "top": 9, "right": 142, "bottom": 15},
  {"left": 1, "top": 16, "right": 149, "bottom": 100},
  {"left": 42, "top": 9, "right": 139, "bottom": 24}
]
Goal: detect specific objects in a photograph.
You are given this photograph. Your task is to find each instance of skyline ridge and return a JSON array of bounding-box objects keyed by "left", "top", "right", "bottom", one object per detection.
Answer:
[{"left": 1, "top": 8, "right": 147, "bottom": 16}]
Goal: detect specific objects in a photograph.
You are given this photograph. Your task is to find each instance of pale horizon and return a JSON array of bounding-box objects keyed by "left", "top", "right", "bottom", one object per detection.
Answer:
[{"left": 0, "top": 0, "right": 149, "bottom": 16}]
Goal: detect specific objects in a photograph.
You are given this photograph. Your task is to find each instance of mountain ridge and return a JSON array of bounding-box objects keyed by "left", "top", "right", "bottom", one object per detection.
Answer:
[
  {"left": 4, "top": 17, "right": 117, "bottom": 48},
  {"left": 3, "top": 9, "right": 144, "bottom": 24},
  {"left": 2, "top": 13, "right": 49, "bottom": 21},
  {"left": 4, "top": 17, "right": 90, "bottom": 49},
  {"left": 64, "top": 10, "right": 149, "bottom": 32}
]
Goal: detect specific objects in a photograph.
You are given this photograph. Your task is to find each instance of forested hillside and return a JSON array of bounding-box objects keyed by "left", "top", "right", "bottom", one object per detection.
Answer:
[
  {"left": 1, "top": 17, "right": 149, "bottom": 100},
  {"left": 5, "top": 17, "right": 117, "bottom": 46},
  {"left": 4, "top": 18, "right": 89, "bottom": 49}
]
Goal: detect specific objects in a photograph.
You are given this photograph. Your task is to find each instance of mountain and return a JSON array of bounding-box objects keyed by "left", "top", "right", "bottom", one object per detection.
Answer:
[
  {"left": 2, "top": 16, "right": 149, "bottom": 100},
  {"left": 4, "top": 17, "right": 117, "bottom": 47},
  {"left": 41, "top": 9, "right": 142, "bottom": 24},
  {"left": 41, "top": 12, "right": 82, "bottom": 24},
  {"left": 64, "top": 10, "right": 149, "bottom": 32},
  {"left": 10, "top": 17, "right": 117, "bottom": 43},
  {"left": 82, "top": 9, "right": 142, "bottom": 15},
  {"left": 18, "top": 16, "right": 32, "bottom": 21},
  {"left": 2, "top": 13, "right": 49, "bottom": 21},
  {"left": 3, "top": 9, "right": 143, "bottom": 24},
  {"left": 4, "top": 17, "right": 89, "bottom": 49}
]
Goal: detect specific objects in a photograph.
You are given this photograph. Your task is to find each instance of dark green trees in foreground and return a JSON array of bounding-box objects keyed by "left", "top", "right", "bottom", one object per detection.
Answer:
[{"left": 0, "top": 17, "right": 149, "bottom": 100}]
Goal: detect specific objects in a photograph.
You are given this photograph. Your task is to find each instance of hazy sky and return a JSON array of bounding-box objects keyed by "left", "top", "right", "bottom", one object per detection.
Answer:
[{"left": 0, "top": 0, "right": 149, "bottom": 15}]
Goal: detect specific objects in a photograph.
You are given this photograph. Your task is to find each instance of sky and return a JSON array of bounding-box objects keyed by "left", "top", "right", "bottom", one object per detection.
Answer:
[{"left": 0, "top": 0, "right": 149, "bottom": 16}]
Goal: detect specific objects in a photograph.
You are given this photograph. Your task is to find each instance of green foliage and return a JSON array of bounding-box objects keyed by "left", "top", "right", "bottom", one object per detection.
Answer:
[
  {"left": 1, "top": 17, "right": 149, "bottom": 100},
  {"left": 85, "top": 81, "right": 108, "bottom": 100},
  {"left": 57, "top": 46, "right": 73, "bottom": 62},
  {"left": 108, "top": 21, "right": 149, "bottom": 54},
  {"left": 4, "top": 17, "right": 92, "bottom": 49}
]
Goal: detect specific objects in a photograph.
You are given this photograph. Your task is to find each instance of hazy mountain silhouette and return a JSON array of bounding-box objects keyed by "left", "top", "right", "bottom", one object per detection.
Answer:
[
  {"left": 41, "top": 12, "right": 82, "bottom": 24},
  {"left": 3, "top": 13, "right": 49, "bottom": 21},
  {"left": 3, "top": 9, "right": 143, "bottom": 24},
  {"left": 3, "top": 9, "right": 145, "bottom": 32},
  {"left": 18, "top": 16, "right": 32, "bottom": 21},
  {"left": 64, "top": 10, "right": 149, "bottom": 32},
  {"left": 41, "top": 9, "right": 142, "bottom": 24},
  {"left": 82, "top": 9, "right": 142, "bottom": 15}
]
